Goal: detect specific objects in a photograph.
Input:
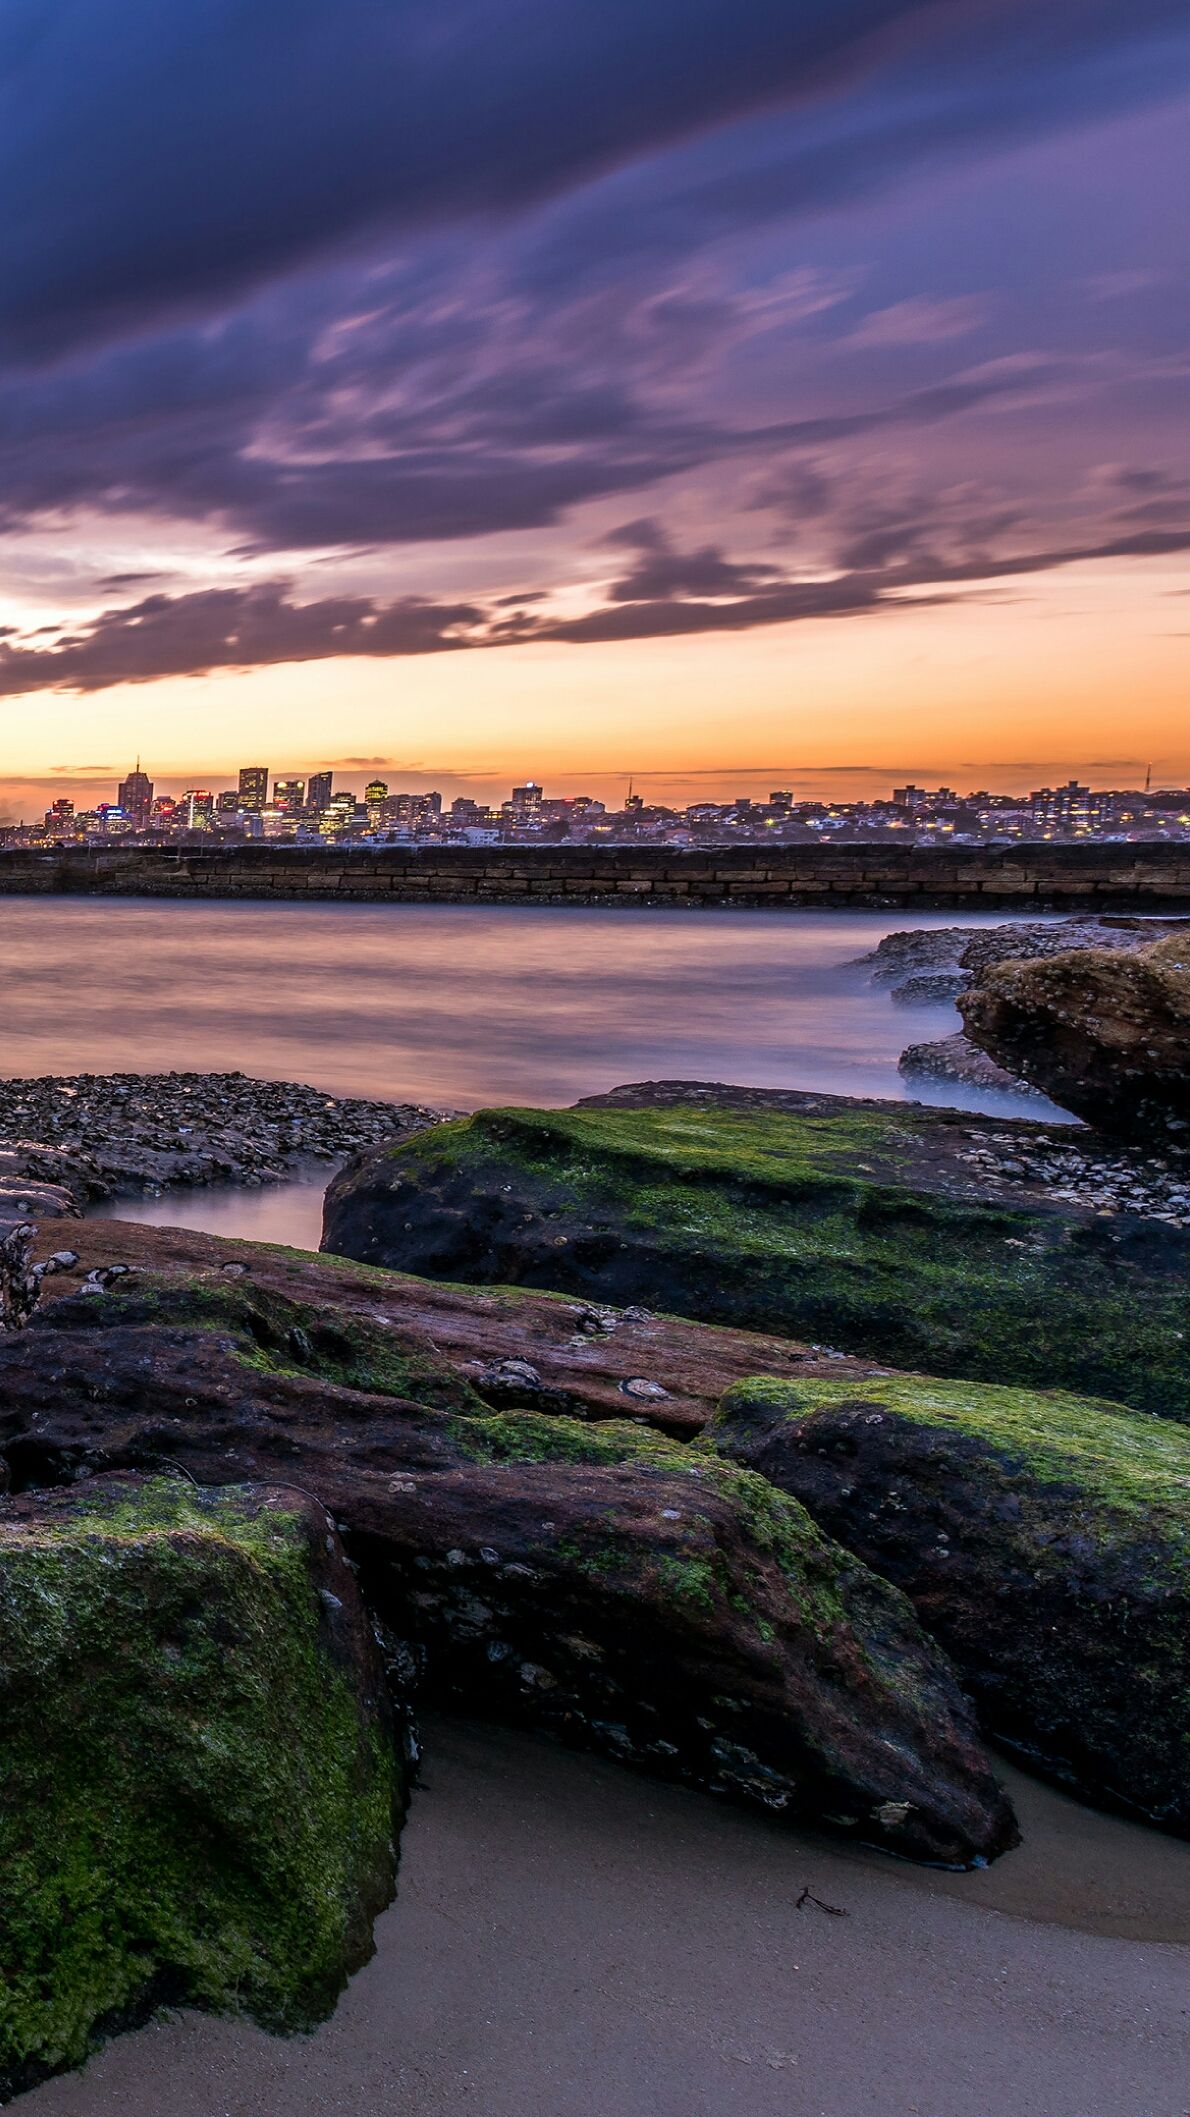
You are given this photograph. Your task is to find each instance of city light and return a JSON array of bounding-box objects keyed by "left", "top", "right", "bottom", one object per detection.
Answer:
[{"left": 8, "top": 767, "right": 1190, "bottom": 852}]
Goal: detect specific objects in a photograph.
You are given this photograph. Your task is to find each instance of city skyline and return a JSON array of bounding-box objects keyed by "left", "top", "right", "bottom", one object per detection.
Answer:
[
  {"left": 4, "top": 747, "right": 1190, "bottom": 826},
  {"left": 0, "top": 6, "right": 1187, "bottom": 802},
  {"left": 16, "top": 757, "right": 1190, "bottom": 853}
]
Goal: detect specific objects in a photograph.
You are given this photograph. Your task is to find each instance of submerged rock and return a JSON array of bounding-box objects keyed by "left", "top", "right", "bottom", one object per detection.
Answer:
[
  {"left": 897, "top": 1030, "right": 1048, "bottom": 1096},
  {"left": 322, "top": 1084, "right": 1190, "bottom": 1420},
  {"left": 854, "top": 920, "right": 1188, "bottom": 1091},
  {"left": 960, "top": 933, "right": 1190, "bottom": 1142},
  {"left": 889, "top": 972, "right": 968, "bottom": 1007},
  {"left": 0, "top": 1475, "right": 400, "bottom": 2099},
  {"left": 0, "top": 1258, "right": 1014, "bottom": 1868},
  {"left": 853, "top": 915, "right": 1182, "bottom": 995},
  {"left": 709, "top": 1374, "right": 1190, "bottom": 1836}
]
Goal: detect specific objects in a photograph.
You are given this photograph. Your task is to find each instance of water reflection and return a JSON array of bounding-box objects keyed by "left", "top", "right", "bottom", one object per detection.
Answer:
[
  {"left": 0, "top": 897, "right": 1061, "bottom": 1114},
  {"left": 103, "top": 1176, "right": 332, "bottom": 1250}
]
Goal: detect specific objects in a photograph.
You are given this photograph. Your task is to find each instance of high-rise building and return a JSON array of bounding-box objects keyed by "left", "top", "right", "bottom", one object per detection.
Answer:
[
  {"left": 319, "top": 790, "right": 361, "bottom": 839},
  {"left": 238, "top": 765, "right": 269, "bottom": 813},
  {"left": 118, "top": 762, "right": 154, "bottom": 828},
  {"left": 43, "top": 799, "right": 75, "bottom": 837},
  {"left": 273, "top": 777, "right": 306, "bottom": 811},
  {"left": 510, "top": 782, "right": 544, "bottom": 814},
  {"left": 306, "top": 771, "right": 333, "bottom": 813},
  {"left": 215, "top": 790, "right": 242, "bottom": 815}
]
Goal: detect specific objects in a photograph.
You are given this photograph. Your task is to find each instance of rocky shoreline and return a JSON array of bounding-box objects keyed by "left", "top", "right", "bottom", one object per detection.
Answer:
[
  {"left": 2, "top": 914, "right": 1189, "bottom": 2093},
  {"left": 849, "top": 914, "right": 1190, "bottom": 1100},
  {"left": 0, "top": 1070, "right": 451, "bottom": 1225}
]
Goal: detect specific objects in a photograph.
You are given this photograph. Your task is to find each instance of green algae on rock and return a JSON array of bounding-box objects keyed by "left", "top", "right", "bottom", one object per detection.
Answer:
[
  {"left": 0, "top": 1276, "right": 1015, "bottom": 1869},
  {"left": 320, "top": 1088, "right": 1190, "bottom": 1420},
  {"left": 0, "top": 1476, "right": 401, "bottom": 2100},
  {"left": 352, "top": 1405, "right": 1017, "bottom": 1869},
  {"left": 709, "top": 1374, "right": 1190, "bottom": 1834},
  {"left": 29, "top": 1214, "right": 848, "bottom": 1443}
]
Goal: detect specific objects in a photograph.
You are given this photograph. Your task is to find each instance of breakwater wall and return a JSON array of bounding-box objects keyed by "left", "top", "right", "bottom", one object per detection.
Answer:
[{"left": 0, "top": 842, "right": 1187, "bottom": 909}]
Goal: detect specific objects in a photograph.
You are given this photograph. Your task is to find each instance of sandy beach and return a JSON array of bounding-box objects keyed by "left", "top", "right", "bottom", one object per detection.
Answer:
[{"left": 21, "top": 1715, "right": 1190, "bottom": 2117}]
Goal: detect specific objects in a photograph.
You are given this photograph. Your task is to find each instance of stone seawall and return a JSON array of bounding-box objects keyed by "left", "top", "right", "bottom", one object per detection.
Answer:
[{"left": 0, "top": 843, "right": 1188, "bottom": 909}]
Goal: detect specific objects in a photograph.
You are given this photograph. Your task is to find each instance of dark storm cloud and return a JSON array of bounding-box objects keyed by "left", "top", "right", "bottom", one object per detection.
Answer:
[
  {"left": 513, "top": 5, "right": 1190, "bottom": 302},
  {"left": 2, "top": 1, "right": 1186, "bottom": 359},
  {"left": 0, "top": 0, "right": 939, "bottom": 354},
  {"left": 4, "top": 516, "right": 1189, "bottom": 698}
]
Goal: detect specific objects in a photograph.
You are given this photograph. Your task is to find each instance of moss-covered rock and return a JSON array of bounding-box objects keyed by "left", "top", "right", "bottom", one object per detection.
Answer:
[
  {"left": 30, "top": 1216, "right": 847, "bottom": 1442},
  {"left": 0, "top": 1284, "right": 1014, "bottom": 1868},
  {"left": 709, "top": 1374, "right": 1190, "bottom": 1834},
  {"left": 321, "top": 1088, "right": 1190, "bottom": 1419},
  {"left": 0, "top": 1475, "right": 401, "bottom": 2099},
  {"left": 365, "top": 1406, "right": 1016, "bottom": 1868}
]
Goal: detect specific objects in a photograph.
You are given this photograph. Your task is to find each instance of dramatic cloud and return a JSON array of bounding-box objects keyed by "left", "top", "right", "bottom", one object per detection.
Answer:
[
  {"left": 0, "top": 284, "right": 1086, "bottom": 556},
  {"left": 4, "top": 514, "right": 1189, "bottom": 699},
  {"left": 4, "top": 0, "right": 1185, "bottom": 359},
  {"left": 0, "top": 0, "right": 1186, "bottom": 751}
]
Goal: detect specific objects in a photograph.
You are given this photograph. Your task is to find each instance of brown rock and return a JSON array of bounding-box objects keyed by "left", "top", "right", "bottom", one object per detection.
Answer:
[
  {"left": 27, "top": 1217, "right": 875, "bottom": 1436},
  {"left": 960, "top": 933, "right": 1190, "bottom": 1140},
  {"left": 710, "top": 1374, "right": 1190, "bottom": 1837},
  {"left": 0, "top": 1236, "right": 1016, "bottom": 1867}
]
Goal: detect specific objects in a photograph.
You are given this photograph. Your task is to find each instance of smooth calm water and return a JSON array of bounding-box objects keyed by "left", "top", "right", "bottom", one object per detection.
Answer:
[{"left": 0, "top": 896, "right": 1062, "bottom": 1247}]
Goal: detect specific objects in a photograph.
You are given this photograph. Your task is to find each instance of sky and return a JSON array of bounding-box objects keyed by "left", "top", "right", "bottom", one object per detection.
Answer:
[{"left": 1, "top": 0, "right": 1188, "bottom": 815}]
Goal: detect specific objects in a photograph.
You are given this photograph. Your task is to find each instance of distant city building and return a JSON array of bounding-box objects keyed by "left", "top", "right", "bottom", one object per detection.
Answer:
[
  {"left": 1029, "top": 780, "right": 1104, "bottom": 833},
  {"left": 238, "top": 765, "right": 269, "bottom": 813},
  {"left": 8, "top": 759, "right": 1190, "bottom": 855},
  {"left": 117, "top": 763, "right": 154, "bottom": 828},
  {"left": 319, "top": 790, "right": 361, "bottom": 839},
  {"left": 381, "top": 791, "right": 441, "bottom": 829}
]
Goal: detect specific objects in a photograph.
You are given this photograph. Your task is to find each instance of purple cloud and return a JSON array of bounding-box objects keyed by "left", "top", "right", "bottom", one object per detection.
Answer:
[
  {"left": 6, "top": 0, "right": 1186, "bottom": 362},
  {"left": 3, "top": 511, "right": 1189, "bottom": 699}
]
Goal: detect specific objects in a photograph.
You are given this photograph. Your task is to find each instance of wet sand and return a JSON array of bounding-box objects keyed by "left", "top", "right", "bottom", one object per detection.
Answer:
[{"left": 22, "top": 1716, "right": 1190, "bottom": 2117}]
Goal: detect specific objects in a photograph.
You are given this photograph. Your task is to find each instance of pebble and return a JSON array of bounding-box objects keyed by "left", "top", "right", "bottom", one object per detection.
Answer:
[
  {"left": 957, "top": 1133, "right": 1190, "bottom": 1226},
  {"left": 0, "top": 1070, "right": 452, "bottom": 1206}
]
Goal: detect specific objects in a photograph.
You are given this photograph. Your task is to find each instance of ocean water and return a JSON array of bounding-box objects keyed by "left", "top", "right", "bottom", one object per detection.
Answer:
[{"left": 0, "top": 895, "right": 1063, "bottom": 1246}]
